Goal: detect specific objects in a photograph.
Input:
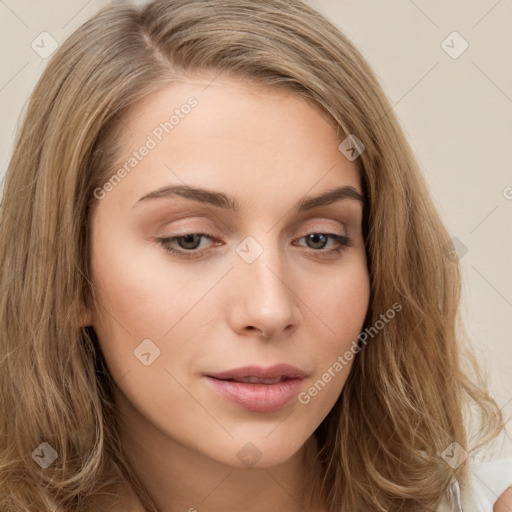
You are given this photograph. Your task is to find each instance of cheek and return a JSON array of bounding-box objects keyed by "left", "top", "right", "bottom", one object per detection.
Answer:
[
  {"left": 89, "top": 226, "right": 223, "bottom": 385},
  {"left": 304, "top": 253, "right": 370, "bottom": 393},
  {"left": 308, "top": 251, "right": 370, "bottom": 343},
  {"left": 90, "top": 224, "right": 195, "bottom": 335}
]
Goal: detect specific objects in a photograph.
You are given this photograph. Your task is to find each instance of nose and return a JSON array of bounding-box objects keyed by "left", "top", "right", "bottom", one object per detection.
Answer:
[{"left": 227, "top": 242, "right": 300, "bottom": 340}]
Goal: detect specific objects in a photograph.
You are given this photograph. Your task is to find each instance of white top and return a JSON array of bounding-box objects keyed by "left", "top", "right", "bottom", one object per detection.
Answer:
[{"left": 442, "top": 459, "right": 512, "bottom": 511}]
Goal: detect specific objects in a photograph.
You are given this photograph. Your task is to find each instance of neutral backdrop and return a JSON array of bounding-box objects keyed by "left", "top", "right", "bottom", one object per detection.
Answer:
[{"left": 1, "top": 0, "right": 511, "bottom": 457}]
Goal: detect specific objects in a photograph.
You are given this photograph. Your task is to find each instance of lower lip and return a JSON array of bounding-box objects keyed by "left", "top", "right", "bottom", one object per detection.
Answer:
[{"left": 205, "top": 376, "right": 303, "bottom": 413}]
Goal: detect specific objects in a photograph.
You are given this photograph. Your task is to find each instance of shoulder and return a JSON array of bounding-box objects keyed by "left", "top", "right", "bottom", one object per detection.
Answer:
[
  {"left": 494, "top": 487, "right": 512, "bottom": 512},
  {"left": 459, "top": 459, "right": 512, "bottom": 512}
]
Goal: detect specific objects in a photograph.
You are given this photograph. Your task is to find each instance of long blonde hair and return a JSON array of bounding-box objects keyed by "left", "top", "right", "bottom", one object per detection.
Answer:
[{"left": 0, "top": 0, "right": 503, "bottom": 510}]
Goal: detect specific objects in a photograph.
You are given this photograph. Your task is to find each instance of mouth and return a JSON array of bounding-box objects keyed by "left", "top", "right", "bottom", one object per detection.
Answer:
[
  {"left": 215, "top": 376, "right": 288, "bottom": 384},
  {"left": 206, "top": 363, "right": 307, "bottom": 382},
  {"left": 204, "top": 364, "right": 307, "bottom": 413}
]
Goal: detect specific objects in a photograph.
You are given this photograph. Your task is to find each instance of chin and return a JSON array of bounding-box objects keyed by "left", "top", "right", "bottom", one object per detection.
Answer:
[{"left": 215, "top": 431, "right": 313, "bottom": 469}]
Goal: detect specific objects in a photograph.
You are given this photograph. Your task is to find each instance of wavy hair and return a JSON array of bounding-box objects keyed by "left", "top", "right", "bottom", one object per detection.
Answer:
[{"left": 0, "top": 0, "right": 504, "bottom": 510}]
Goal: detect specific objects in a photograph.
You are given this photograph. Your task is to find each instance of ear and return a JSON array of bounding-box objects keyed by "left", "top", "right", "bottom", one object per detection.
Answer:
[{"left": 77, "top": 303, "right": 94, "bottom": 328}]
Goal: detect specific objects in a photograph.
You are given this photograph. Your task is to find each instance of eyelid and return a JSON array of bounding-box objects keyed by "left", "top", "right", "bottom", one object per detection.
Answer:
[
  {"left": 165, "top": 213, "right": 345, "bottom": 230},
  {"left": 158, "top": 219, "right": 347, "bottom": 240},
  {"left": 295, "top": 218, "right": 347, "bottom": 234}
]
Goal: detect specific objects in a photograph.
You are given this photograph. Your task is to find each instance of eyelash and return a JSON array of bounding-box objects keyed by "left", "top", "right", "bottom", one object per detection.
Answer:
[{"left": 157, "top": 231, "right": 351, "bottom": 259}]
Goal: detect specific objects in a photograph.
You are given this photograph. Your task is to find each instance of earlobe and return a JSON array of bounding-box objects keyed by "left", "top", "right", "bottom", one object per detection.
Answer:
[{"left": 77, "top": 305, "right": 93, "bottom": 328}]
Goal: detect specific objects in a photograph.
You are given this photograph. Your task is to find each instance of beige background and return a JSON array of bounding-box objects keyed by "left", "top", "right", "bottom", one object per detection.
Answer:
[{"left": 1, "top": 0, "right": 511, "bottom": 457}]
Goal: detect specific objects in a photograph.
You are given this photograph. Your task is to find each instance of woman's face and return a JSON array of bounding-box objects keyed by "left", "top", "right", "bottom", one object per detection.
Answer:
[{"left": 87, "top": 75, "right": 370, "bottom": 468}]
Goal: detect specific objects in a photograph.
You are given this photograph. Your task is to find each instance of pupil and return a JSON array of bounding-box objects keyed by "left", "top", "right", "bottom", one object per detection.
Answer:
[
  {"left": 181, "top": 234, "right": 200, "bottom": 249},
  {"left": 308, "top": 234, "right": 326, "bottom": 249}
]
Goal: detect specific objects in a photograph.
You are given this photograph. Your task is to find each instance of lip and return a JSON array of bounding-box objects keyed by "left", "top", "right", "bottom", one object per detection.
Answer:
[
  {"left": 206, "top": 364, "right": 307, "bottom": 381},
  {"left": 204, "top": 364, "right": 307, "bottom": 413}
]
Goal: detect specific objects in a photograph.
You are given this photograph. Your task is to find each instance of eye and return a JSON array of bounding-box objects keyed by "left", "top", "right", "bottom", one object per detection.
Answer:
[
  {"left": 158, "top": 232, "right": 218, "bottom": 259},
  {"left": 157, "top": 231, "right": 351, "bottom": 259},
  {"left": 294, "top": 233, "right": 351, "bottom": 255}
]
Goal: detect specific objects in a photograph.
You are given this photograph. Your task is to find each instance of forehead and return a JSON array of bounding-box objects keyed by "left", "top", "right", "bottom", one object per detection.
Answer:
[
  {"left": 95, "top": 75, "right": 361, "bottom": 215},
  {"left": 118, "top": 73, "right": 340, "bottom": 151}
]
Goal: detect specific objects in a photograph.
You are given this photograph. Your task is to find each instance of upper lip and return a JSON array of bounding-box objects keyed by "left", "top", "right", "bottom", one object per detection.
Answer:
[{"left": 206, "top": 364, "right": 307, "bottom": 380}]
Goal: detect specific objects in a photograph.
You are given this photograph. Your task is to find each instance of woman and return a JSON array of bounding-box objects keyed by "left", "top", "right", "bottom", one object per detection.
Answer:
[{"left": 0, "top": 0, "right": 510, "bottom": 511}]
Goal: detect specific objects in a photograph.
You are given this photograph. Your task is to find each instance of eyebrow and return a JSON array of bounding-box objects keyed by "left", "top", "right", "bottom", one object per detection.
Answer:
[{"left": 132, "top": 184, "right": 364, "bottom": 212}]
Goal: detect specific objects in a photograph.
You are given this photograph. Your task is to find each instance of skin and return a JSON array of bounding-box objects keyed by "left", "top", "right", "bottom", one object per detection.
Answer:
[
  {"left": 495, "top": 488, "right": 512, "bottom": 512},
  {"left": 84, "top": 75, "right": 370, "bottom": 512}
]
